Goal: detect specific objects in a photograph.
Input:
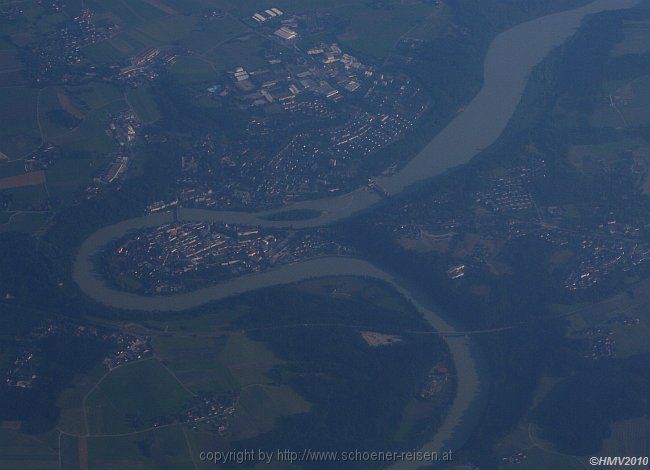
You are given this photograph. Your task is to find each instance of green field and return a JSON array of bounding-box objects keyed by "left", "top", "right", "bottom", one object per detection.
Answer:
[
  {"left": 45, "top": 158, "right": 97, "bottom": 204},
  {"left": 0, "top": 183, "right": 48, "bottom": 207},
  {"left": 126, "top": 86, "right": 161, "bottom": 123},
  {"left": 199, "top": 0, "right": 446, "bottom": 59},
  {"left": 0, "top": 87, "right": 40, "bottom": 158},
  {"left": 57, "top": 364, "right": 110, "bottom": 437},
  {"left": 0, "top": 45, "right": 22, "bottom": 73},
  {"left": 601, "top": 418, "right": 650, "bottom": 457},
  {"left": 0, "top": 160, "right": 27, "bottom": 178},
  {"left": 29, "top": 80, "right": 129, "bottom": 206},
  {"left": 558, "top": 277, "right": 650, "bottom": 357},
  {"left": 85, "top": 426, "right": 193, "bottom": 469},
  {"left": 611, "top": 20, "right": 650, "bottom": 57},
  {"left": 229, "top": 384, "right": 309, "bottom": 440},
  {"left": 168, "top": 55, "right": 217, "bottom": 84},
  {"left": 0, "top": 211, "right": 48, "bottom": 234},
  {"left": 63, "top": 83, "right": 124, "bottom": 112},
  {"left": 335, "top": 2, "right": 439, "bottom": 59},
  {"left": 0, "top": 275, "right": 448, "bottom": 466},
  {"left": 83, "top": 39, "right": 132, "bottom": 64},
  {"left": 85, "top": 0, "right": 168, "bottom": 28},
  {"left": 180, "top": 16, "right": 248, "bottom": 54},
  {"left": 47, "top": 84, "right": 124, "bottom": 164},
  {"left": 296, "top": 276, "right": 412, "bottom": 312},
  {"left": 83, "top": 29, "right": 160, "bottom": 65},
  {"left": 0, "top": 70, "right": 25, "bottom": 88},
  {"left": 0, "top": 427, "right": 59, "bottom": 470},
  {"left": 152, "top": 332, "right": 288, "bottom": 394},
  {"left": 152, "top": 335, "right": 239, "bottom": 393},
  {"left": 590, "top": 76, "right": 650, "bottom": 128},
  {"left": 58, "top": 433, "right": 79, "bottom": 470},
  {"left": 134, "top": 15, "right": 197, "bottom": 43},
  {"left": 37, "top": 87, "right": 84, "bottom": 141},
  {"left": 204, "top": 35, "right": 267, "bottom": 72},
  {"left": 85, "top": 358, "right": 194, "bottom": 435}
]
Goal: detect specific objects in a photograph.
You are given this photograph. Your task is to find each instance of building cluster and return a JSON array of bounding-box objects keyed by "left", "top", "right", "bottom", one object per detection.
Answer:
[
  {"left": 584, "top": 330, "right": 615, "bottom": 360},
  {"left": 0, "top": 5, "right": 25, "bottom": 21},
  {"left": 3, "top": 320, "right": 105, "bottom": 389},
  {"left": 5, "top": 350, "right": 39, "bottom": 389},
  {"left": 27, "top": 4, "right": 177, "bottom": 88},
  {"left": 392, "top": 198, "right": 467, "bottom": 241},
  {"left": 81, "top": 112, "right": 140, "bottom": 198},
  {"left": 274, "top": 26, "right": 297, "bottom": 41},
  {"left": 510, "top": 222, "right": 650, "bottom": 292},
  {"left": 275, "top": 230, "right": 352, "bottom": 262},
  {"left": 103, "top": 335, "right": 152, "bottom": 370},
  {"left": 388, "top": 147, "right": 650, "bottom": 295},
  {"left": 476, "top": 173, "right": 536, "bottom": 214},
  {"left": 147, "top": 199, "right": 179, "bottom": 213},
  {"left": 97, "top": 155, "right": 129, "bottom": 185},
  {"left": 202, "top": 8, "right": 225, "bottom": 19},
  {"left": 225, "top": 39, "right": 372, "bottom": 109},
  {"left": 2, "top": 317, "right": 158, "bottom": 390},
  {"left": 446, "top": 264, "right": 466, "bottom": 279},
  {"left": 23, "top": 144, "right": 60, "bottom": 172},
  {"left": 501, "top": 452, "right": 527, "bottom": 465},
  {"left": 12, "top": 3, "right": 430, "bottom": 212},
  {"left": 107, "top": 222, "right": 350, "bottom": 293},
  {"left": 511, "top": 221, "right": 650, "bottom": 292},
  {"left": 4, "top": 320, "right": 62, "bottom": 389},
  {"left": 572, "top": 315, "right": 639, "bottom": 360},
  {"left": 117, "top": 47, "right": 180, "bottom": 87},
  {"left": 183, "top": 73, "right": 424, "bottom": 209},
  {"left": 25, "top": 7, "right": 117, "bottom": 84},
  {"left": 108, "top": 222, "right": 282, "bottom": 294},
  {"left": 330, "top": 110, "right": 415, "bottom": 160},
  {"left": 417, "top": 363, "right": 450, "bottom": 401},
  {"left": 108, "top": 111, "right": 141, "bottom": 147},
  {"left": 69, "top": 8, "right": 117, "bottom": 48},
  {"left": 167, "top": 6, "right": 429, "bottom": 210},
  {"left": 561, "top": 236, "right": 650, "bottom": 291},
  {"left": 38, "top": 0, "right": 65, "bottom": 13},
  {"left": 182, "top": 395, "right": 236, "bottom": 435},
  {"left": 250, "top": 7, "right": 285, "bottom": 24}
]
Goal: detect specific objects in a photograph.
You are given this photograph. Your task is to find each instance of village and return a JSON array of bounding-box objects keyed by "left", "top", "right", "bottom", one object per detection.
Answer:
[
  {"left": 181, "top": 394, "right": 236, "bottom": 435},
  {"left": 23, "top": 5, "right": 118, "bottom": 85},
  {"left": 4, "top": 319, "right": 152, "bottom": 389}
]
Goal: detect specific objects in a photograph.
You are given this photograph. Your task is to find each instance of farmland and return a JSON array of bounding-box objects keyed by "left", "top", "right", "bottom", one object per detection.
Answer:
[{"left": 33, "top": 276, "right": 448, "bottom": 466}]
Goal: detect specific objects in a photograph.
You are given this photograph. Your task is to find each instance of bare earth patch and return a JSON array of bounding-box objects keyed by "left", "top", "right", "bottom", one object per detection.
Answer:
[
  {"left": 78, "top": 436, "right": 89, "bottom": 470},
  {"left": 141, "top": 0, "right": 178, "bottom": 15},
  {"left": 361, "top": 331, "right": 402, "bottom": 347},
  {"left": 57, "top": 91, "right": 85, "bottom": 119},
  {"left": 0, "top": 421, "right": 21, "bottom": 430},
  {"left": 0, "top": 170, "right": 45, "bottom": 189}
]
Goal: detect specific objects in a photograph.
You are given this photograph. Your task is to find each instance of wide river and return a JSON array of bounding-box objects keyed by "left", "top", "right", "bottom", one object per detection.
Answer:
[{"left": 73, "top": 0, "right": 638, "bottom": 466}]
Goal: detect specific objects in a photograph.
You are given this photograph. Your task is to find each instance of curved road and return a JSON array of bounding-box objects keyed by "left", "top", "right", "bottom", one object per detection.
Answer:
[{"left": 73, "top": 0, "right": 639, "bottom": 466}]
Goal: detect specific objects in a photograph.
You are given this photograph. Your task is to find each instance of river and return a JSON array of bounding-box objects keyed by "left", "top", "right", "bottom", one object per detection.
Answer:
[{"left": 73, "top": 0, "right": 639, "bottom": 466}]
